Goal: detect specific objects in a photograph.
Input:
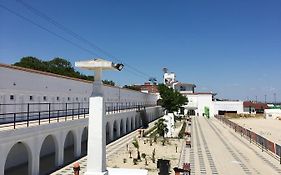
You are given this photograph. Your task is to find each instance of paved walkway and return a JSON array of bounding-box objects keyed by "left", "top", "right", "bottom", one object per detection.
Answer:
[{"left": 179, "top": 116, "right": 281, "bottom": 175}]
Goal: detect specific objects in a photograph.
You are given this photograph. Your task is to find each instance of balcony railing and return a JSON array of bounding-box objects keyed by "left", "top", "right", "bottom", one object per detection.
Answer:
[{"left": 0, "top": 102, "right": 156, "bottom": 130}]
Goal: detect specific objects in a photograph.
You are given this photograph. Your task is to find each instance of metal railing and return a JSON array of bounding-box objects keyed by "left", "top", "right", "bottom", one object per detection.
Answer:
[
  {"left": 215, "top": 115, "right": 281, "bottom": 164},
  {"left": 0, "top": 102, "right": 157, "bottom": 130},
  {"left": 0, "top": 106, "right": 89, "bottom": 129},
  {"left": 105, "top": 102, "right": 153, "bottom": 114}
]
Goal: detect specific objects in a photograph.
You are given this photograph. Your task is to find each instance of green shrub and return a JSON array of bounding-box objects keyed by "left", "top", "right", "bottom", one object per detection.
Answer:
[{"left": 178, "top": 122, "right": 187, "bottom": 139}]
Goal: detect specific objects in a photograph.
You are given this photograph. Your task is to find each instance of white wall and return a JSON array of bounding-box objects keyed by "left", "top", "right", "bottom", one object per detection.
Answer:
[
  {"left": 0, "top": 106, "right": 163, "bottom": 175},
  {"left": 0, "top": 65, "right": 158, "bottom": 113},
  {"left": 264, "top": 109, "right": 281, "bottom": 119},
  {"left": 184, "top": 94, "right": 213, "bottom": 116},
  {"left": 213, "top": 101, "right": 244, "bottom": 115}
]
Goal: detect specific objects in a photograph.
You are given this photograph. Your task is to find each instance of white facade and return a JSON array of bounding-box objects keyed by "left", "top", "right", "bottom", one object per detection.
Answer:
[
  {"left": 183, "top": 93, "right": 213, "bottom": 117},
  {"left": 174, "top": 83, "right": 195, "bottom": 94},
  {"left": 213, "top": 101, "right": 244, "bottom": 115},
  {"left": 163, "top": 72, "right": 176, "bottom": 86},
  {"left": 264, "top": 109, "right": 281, "bottom": 119},
  {"left": 182, "top": 93, "right": 244, "bottom": 117},
  {"left": 0, "top": 64, "right": 158, "bottom": 114},
  {"left": 163, "top": 113, "right": 175, "bottom": 137},
  {"left": 0, "top": 106, "right": 163, "bottom": 175}
]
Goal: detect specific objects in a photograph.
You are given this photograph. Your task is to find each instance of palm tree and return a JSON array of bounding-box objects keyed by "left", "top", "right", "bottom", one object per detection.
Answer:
[
  {"left": 155, "top": 118, "right": 168, "bottom": 137},
  {"left": 141, "top": 153, "right": 148, "bottom": 165},
  {"left": 132, "top": 138, "right": 141, "bottom": 160}
]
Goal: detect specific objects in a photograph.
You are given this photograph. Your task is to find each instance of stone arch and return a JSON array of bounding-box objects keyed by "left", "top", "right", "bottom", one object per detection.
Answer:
[
  {"left": 39, "top": 135, "right": 57, "bottom": 175},
  {"left": 113, "top": 120, "right": 119, "bottom": 140},
  {"left": 120, "top": 119, "right": 124, "bottom": 136},
  {"left": 5, "top": 142, "right": 32, "bottom": 175},
  {"left": 106, "top": 122, "right": 111, "bottom": 144},
  {"left": 63, "top": 131, "right": 75, "bottom": 165},
  {"left": 81, "top": 127, "right": 88, "bottom": 157}
]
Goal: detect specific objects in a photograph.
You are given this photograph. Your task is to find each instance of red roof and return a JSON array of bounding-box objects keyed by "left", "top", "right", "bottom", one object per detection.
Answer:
[
  {"left": 181, "top": 92, "right": 214, "bottom": 95},
  {"left": 243, "top": 101, "right": 268, "bottom": 109}
]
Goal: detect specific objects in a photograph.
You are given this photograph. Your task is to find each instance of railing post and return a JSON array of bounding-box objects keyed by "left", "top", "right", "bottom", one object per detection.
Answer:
[
  {"left": 72, "top": 109, "right": 74, "bottom": 120},
  {"left": 39, "top": 111, "right": 41, "bottom": 125},
  {"left": 78, "top": 103, "right": 80, "bottom": 119},
  {"left": 27, "top": 103, "right": 30, "bottom": 127},
  {"left": 57, "top": 110, "right": 60, "bottom": 122},
  {"left": 14, "top": 113, "right": 16, "bottom": 129},
  {"left": 84, "top": 108, "right": 86, "bottom": 118},
  {"left": 66, "top": 103, "right": 68, "bottom": 116},
  {"left": 48, "top": 103, "right": 51, "bottom": 123}
]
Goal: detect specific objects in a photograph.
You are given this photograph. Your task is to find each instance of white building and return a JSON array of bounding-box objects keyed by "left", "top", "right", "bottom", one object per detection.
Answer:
[
  {"left": 0, "top": 63, "right": 158, "bottom": 115},
  {"left": 163, "top": 70, "right": 244, "bottom": 117},
  {"left": 264, "top": 109, "right": 281, "bottom": 119},
  {"left": 163, "top": 72, "right": 176, "bottom": 87}
]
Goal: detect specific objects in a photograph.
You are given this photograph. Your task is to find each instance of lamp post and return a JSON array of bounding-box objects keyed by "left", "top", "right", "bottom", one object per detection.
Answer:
[{"left": 75, "top": 58, "right": 123, "bottom": 175}]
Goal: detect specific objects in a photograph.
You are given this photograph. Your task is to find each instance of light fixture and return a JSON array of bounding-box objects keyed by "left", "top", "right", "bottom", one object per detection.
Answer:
[{"left": 113, "top": 63, "right": 124, "bottom": 71}]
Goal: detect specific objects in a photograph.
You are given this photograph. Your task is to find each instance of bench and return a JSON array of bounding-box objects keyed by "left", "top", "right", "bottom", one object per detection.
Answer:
[
  {"left": 185, "top": 131, "right": 191, "bottom": 137},
  {"left": 186, "top": 140, "right": 191, "bottom": 148}
]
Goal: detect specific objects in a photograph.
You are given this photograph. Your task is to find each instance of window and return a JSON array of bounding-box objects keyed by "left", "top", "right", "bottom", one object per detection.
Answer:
[
  {"left": 68, "top": 97, "right": 70, "bottom": 101},
  {"left": 57, "top": 97, "right": 60, "bottom": 101},
  {"left": 10, "top": 95, "right": 14, "bottom": 100},
  {"left": 84, "top": 97, "right": 87, "bottom": 101},
  {"left": 30, "top": 96, "right": 33, "bottom": 101},
  {"left": 43, "top": 96, "right": 47, "bottom": 101},
  {"left": 76, "top": 97, "right": 79, "bottom": 101}
]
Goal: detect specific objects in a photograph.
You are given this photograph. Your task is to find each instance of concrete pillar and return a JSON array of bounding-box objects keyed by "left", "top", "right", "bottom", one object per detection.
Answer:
[
  {"left": 123, "top": 120, "right": 127, "bottom": 135},
  {"left": 57, "top": 133, "right": 64, "bottom": 166},
  {"left": 27, "top": 138, "right": 40, "bottom": 175},
  {"left": 85, "top": 96, "right": 107, "bottom": 175},
  {"left": 107, "top": 123, "right": 112, "bottom": 142},
  {"left": 75, "top": 130, "right": 82, "bottom": 158},
  {"left": 0, "top": 145, "right": 7, "bottom": 175},
  {"left": 116, "top": 120, "right": 120, "bottom": 138},
  {"left": 30, "top": 148, "right": 40, "bottom": 175},
  {"left": 127, "top": 118, "right": 131, "bottom": 132},
  {"left": 132, "top": 117, "right": 135, "bottom": 130}
]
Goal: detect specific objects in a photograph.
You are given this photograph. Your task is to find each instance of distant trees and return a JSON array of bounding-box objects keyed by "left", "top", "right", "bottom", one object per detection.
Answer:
[
  {"left": 157, "top": 84, "right": 188, "bottom": 113},
  {"left": 123, "top": 85, "right": 141, "bottom": 91},
  {"left": 102, "top": 80, "right": 115, "bottom": 86},
  {"left": 14, "top": 56, "right": 115, "bottom": 85}
]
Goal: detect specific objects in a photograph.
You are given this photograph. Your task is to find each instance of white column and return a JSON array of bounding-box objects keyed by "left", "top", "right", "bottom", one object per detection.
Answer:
[
  {"left": 30, "top": 149, "right": 40, "bottom": 175},
  {"left": 107, "top": 123, "right": 113, "bottom": 142},
  {"left": 75, "top": 131, "right": 82, "bottom": 158},
  {"left": 57, "top": 135, "right": 64, "bottom": 166},
  {"left": 85, "top": 69, "right": 108, "bottom": 175},
  {"left": 29, "top": 139, "right": 40, "bottom": 175},
  {"left": 0, "top": 145, "right": 7, "bottom": 175}
]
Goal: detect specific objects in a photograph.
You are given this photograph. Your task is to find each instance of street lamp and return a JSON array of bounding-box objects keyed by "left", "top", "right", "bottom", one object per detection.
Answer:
[{"left": 75, "top": 58, "right": 123, "bottom": 175}]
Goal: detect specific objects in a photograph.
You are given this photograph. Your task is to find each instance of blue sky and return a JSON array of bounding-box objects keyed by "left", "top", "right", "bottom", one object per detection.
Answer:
[{"left": 0, "top": 0, "right": 280, "bottom": 101}]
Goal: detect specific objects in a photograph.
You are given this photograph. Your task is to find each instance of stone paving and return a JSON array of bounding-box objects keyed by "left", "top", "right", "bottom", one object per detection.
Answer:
[
  {"left": 53, "top": 116, "right": 281, "bottom": 175},
  {"left": 179, "top": 116, "right": 281, "bottom": 175}
]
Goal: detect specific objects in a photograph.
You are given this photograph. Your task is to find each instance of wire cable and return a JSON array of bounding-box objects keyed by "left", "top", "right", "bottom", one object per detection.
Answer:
[
  {"left": 0, "top": 4, "right": 103, "bottom": 58},
  {"left": 16, "top": 0, "right": 155, "bottom": 81}
]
